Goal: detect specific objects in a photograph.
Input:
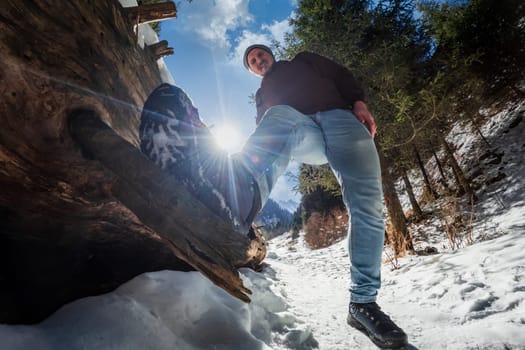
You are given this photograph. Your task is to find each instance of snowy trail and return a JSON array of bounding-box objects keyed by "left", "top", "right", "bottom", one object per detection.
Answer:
[
  {"left": 264, "top": 238, "right": 359, "bottom": 350},
  {"left": 264, "top": 225, "right": 525, "bottom": 350},
  {"left": 263, "top": 235, "right": 419, "bottom": 350}
]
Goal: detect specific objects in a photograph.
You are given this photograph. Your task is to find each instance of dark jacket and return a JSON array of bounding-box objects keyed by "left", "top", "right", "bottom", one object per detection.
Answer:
[{"left": 255, "top": 51, "right": 366, "bottom": 124}]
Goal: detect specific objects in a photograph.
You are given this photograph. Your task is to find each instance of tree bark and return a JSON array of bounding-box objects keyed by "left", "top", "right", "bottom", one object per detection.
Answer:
[
  {"left": 69, "top": 110, "right": 265, "bottom": 301},
  {"left": 0, "top": 0, "right": 260, "bottom": 324},
  {"left": 378, "top": 147, "right": 414, "bottom": 256}
]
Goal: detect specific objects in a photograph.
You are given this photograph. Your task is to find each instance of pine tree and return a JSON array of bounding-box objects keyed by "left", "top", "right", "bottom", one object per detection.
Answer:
[{"left": 287, "top": 0, "right": 433, "bottom": 254}]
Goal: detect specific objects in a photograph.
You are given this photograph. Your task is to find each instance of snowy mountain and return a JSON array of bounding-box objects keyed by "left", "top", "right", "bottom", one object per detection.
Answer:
[
  {"left": 255, "top": 198, "right": 294, "bottom": 239},
  {"left": 0, "top": 100, "right": 524, "bottom": 349},
  {"left": 276, "top": 198, "right": 300, "bottom": 214}
]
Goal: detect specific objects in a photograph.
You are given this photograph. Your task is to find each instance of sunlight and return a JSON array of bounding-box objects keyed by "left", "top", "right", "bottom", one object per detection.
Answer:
[{"left": 211, "top": 124, "right": 243, "bottom": 153}]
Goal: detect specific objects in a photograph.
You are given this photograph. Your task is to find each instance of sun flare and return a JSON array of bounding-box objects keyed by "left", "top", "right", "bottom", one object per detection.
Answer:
[{"left": 211, "top": 124, "right": 243, "bottom": 153}]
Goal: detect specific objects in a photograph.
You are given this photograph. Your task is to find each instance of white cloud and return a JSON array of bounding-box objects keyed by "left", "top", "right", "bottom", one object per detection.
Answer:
[
  {"left": 175, "top": 0, "right": 293, "bottom": 65},
  {"left": 261, "top": 18, "right": 291, "bottom": 45},
  {"left": 176, "top": 0, "right": 252, "bottom": 52}
]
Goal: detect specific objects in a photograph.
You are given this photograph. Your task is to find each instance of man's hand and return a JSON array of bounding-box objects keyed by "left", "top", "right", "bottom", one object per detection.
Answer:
[{"left": 353, "top": 100, "right": 376, "bottom": 138}]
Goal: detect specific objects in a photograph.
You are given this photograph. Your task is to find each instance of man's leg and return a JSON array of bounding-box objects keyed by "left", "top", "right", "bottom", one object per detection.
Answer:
[
  {"left": 140, "top": 87, "right": 325, "bottom": 234},
  {"left": 237, "top": 105, "right": 327, "bottom": 206},
  {"left": 318, "top": 109, "right": 407, "bottom": 349},
  {"left": 139, "top": 84, "right": 260, "bottom": 234},
  {"left": 318, "top": 109, "right": 384, "bottom": 302}
]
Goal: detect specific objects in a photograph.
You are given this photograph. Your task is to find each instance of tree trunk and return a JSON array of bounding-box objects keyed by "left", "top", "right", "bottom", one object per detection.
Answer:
[
  {"left": 0, "top": 0, "right": 261, "bottom": 324},
  {"left": 440, "top": 136, "right": 478, "bottom": 202},
  {"left": 468, "top": 113, "right": 494, "bottom": 150},
  {"left": 378, "top": 147, "right": 414, "bottom": 256},
  {"left": 401, "top": 168, "right": 424, "bottom": 221},
  {"left": 412, "top": 142, "right": 439, "bottom": 200},
  {"left": 69, "top": 110, "right": 264, "bottom": 300},
  {"left": 430, "top": 142, "right": 452, "bottom": 192}
]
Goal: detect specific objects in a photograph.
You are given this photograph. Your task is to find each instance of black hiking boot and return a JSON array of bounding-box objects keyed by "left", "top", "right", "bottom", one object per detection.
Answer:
[
  {"left": 139, "top": 83, "right": 261, "bottom": 235},
  {"left": 347, "top": 302, "right": 408, "bottom": 349}
]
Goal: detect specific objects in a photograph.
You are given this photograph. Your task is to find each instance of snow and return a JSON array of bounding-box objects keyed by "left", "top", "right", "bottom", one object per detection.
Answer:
[
  {"left": 276, "top": 198, "right": 300, "bottom": 213},
  {"left": 2, "top": 99, "right": 524, "bottom": 349},
  {"left": 2, "top": 77, "right": 525, "bottom": 349},
  {"left": 2, "top": 224, "right": 524, "bottom": 349}
]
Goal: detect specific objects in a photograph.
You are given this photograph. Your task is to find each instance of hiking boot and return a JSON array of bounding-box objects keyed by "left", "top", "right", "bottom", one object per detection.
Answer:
[
  {"left": 347, "top": 302, "right": 408, "bottom": 349},
  {"left": 139, "top": 83, "right": 261, "bottom": 235}
]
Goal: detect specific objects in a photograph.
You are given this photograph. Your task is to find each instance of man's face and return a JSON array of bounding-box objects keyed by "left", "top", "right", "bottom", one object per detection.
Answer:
[{"left": 247, "top": 48, "right": 274, "bottom": 76}]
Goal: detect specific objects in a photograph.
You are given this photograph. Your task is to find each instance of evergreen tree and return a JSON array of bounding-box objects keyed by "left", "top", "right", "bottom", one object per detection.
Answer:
[
  {"left": 419, "top": 0, "right": 525, "bottom": 95},
  {"left": 287, "top": 0, "right": 432, "bottom": 254}
]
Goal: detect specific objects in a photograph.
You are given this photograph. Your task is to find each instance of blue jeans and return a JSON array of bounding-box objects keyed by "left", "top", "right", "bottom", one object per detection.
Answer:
[{"left": 238, "top": 105, "right": 385, "bottom": 303}]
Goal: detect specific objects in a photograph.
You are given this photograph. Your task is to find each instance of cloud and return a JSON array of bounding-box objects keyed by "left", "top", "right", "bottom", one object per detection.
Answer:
[
  {"left": 174, "top": 0, "right": 292, "bottom": 65},
  {"left": 261, "top": 19, "right": 290, "bottom": 45},
  {"left": 176, "top": 0, "right": 252, "bottom": 52}
]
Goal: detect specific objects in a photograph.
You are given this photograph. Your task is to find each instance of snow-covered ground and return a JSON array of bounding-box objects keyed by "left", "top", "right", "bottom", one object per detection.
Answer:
[
  {"left": 1, "top": 223, "right": 523, "bottom": 349},
  {"left": 1, "top": 101, "right": 524, "bottom": 349}
]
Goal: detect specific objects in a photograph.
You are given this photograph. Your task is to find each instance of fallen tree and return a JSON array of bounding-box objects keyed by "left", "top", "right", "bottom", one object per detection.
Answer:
[{"left": 0, "top": 0, "right": 264, "bottom": 324}]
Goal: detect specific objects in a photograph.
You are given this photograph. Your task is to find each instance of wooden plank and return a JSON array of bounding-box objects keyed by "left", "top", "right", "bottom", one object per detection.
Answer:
[{"left": 126, "top": 2, "right": 177, "bottom": 25}]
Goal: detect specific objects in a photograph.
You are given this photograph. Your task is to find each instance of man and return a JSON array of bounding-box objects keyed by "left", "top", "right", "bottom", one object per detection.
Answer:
[
  {"left": 139, "top": 45, "right": 407, "bottom": 349},
  {"left": 242, "top": 44, "right": 407, "bottom": 349}
]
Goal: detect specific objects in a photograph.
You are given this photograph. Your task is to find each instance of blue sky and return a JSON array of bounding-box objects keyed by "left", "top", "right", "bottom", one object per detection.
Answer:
[{"left": 158, "top": 0, "right": 300, "bottom": 207}]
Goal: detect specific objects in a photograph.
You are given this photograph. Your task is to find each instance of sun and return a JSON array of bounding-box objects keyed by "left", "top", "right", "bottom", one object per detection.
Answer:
[{"left": 211, "top": 124, "right": 243, "bottom": 153}]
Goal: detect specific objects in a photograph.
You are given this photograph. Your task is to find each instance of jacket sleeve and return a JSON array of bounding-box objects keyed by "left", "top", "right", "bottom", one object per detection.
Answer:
[{"left": 297, "top": 51, "right": 366, "bottom": 105}]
